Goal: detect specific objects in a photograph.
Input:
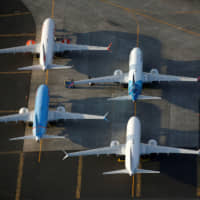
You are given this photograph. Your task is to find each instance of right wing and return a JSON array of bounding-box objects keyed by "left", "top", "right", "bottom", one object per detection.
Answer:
[
  {"left": 65, "top": 73, "right": 128, "bottom": 87},
  {"left": 0, "top": 44, "right": 40, "bottom": 54},
  {"left": 63, "top": 144, "right": 125, "bottom": 160},
  {"left": 48, "top": 111, "right": 108, "bottom": 121},
  {"left": 0, "top": 111, "right": 34, "bottom": 122}
]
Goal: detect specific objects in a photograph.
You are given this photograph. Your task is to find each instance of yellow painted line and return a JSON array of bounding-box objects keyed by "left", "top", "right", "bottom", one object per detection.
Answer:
[
  {"left": 38, "top": 140, "right": 43, "bottom": 163},
  {"left": 131, "top": 175, "right": 135, "bottom": 198},
  {"left": 15, "top": 152, "right": 24, "bottom": 200},
  {"left": 0, "top": 33, "right": 35, "bottom": 37},
  {"left": 100, "top": 0, "right": 200, "bottom": 38},
  {"left": 130, "top": 12, "right": 140, "bottom": 47},
  {"left": 0, "top": 151, "right": 20, "bottom": 155},
  {"left": 51, "top": 0, "right": 55, "bottom": 18},
  {"left": 117, "top": 158, "right": 124, "bottom": 162},
  {"left": 76, "top": 156, "right": 83, "bottom": 199},
  {"left": 136, "top": 162, "right": 142, "bottom": 197},
  {"left": 0, "top": 11, "right": 31, "bottom": 18},
  {"left": 0, "top": 71, "right": 31, "bottom": 75},
  {"left": 45, "top": 70, "right": 49, "bottom": 85}
]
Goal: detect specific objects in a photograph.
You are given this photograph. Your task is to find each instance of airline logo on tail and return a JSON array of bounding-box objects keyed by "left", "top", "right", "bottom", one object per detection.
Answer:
[{"left": 128, "top": 80, "right": 143, "bottom": 101}]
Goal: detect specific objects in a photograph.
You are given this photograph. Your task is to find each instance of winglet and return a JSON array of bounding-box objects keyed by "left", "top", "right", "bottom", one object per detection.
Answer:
[
  {"left": 65, "top": 80, "right": 75, "bottom": 88},
  {"left": 104, "top": 112, "right": 109, "bottom": 122},
  {"left": 62, "top": 150, "right": 69, "bottom": 160},
  {"left": 107, "top": 42, "right": 112, "bottom": 51}
]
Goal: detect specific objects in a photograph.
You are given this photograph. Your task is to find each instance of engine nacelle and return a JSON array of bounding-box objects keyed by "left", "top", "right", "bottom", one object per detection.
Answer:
[
  {"left": 150, "top": 68, "right": 159, "bottom": 75},
  {"left": 113, "top": 69, "right": 123, "bottom": 76},
  {"left": 26, "top": 40, "right": 36, "bottom": 46},
  {"left": 148, "top": 139, "right": 158, "bottom": 146},
  {"left": 19, "top": 107, "right": 29, "bottom": 114},
  {"left": 62, "top": 39, "right": 70, "bottom": 44},
  {"left": 56, "top": 106, "right": 66, "bottom": 113},
  {"left": 110, "top": 140, "right": 120, "bottom": 147}
]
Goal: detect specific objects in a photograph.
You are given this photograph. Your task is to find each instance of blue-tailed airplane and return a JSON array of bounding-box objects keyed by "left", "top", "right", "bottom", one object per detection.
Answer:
[
  {"left": 65, "top": 47, "right": 198, "bottom": 102},
  {"left": 0, "top": 84, "right": 108, "bottom": 142}
]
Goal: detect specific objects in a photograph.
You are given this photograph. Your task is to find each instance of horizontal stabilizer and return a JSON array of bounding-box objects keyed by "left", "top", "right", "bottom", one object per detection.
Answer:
[
  {"left": 9, "top": 136, "right": 36, "bottom": 141},
  {"left": 137, "top": 95, "right": 161, "bottom": 100},
  {"left": 135, "top": 168, "right": 160, "bottom": 174},
  {"left": 47, "top": 64, "right": 72, "bottom": 70},
  {"left": 42, "top": 134, "right": 65, "bottom": 139},
  {"left": 103, "top": 169, "right": 129, "bottom": 175},
  {"left": 108, "top": 95, "right": 131, "bottom": 101},
  {"left": 18, "top": 65, "right": 42, "bottom": 71}
]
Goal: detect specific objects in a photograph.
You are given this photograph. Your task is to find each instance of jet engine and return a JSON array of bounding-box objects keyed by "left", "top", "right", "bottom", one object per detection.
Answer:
[
  {"left": 26, "top": 40, "right": 36, "bottom": 46},
  {"left": 113, "top": 69, "right": 123, "bottom": 76},
  {"left": 19, "top": 107, "right": 29, "bottom": 114},
  {"left": 150, "top": 68, "right": 159, "bottom": 75},
  {"left": 56, "top": 106, "right": 66, "bottom": 113},
  {"left": 110, "top": 140, "right": 120, "bottom": 147},
  {"left": 148, "top": 139, "right": 158, "bottom": 146}
]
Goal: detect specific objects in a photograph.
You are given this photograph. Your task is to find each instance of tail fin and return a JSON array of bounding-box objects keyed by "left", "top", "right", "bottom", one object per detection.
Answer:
[
  {"left": 65, "top": 80, "right": 75, "bottom": 88},
  {"left": 103, "top": 169, "right": 129, "bottom": 175},
  {"left": 18, "top": 65, "right": 42, "bottom": 71},
  {"left": 135, "top": 168, "right": 160, "bottom": 174},
  {"left": 103, "top": 112, "right": 109, "bottom": 122},
  {"left": 9, "top": 136, "right": 36, "bottom": 141},
  {"left": 42, "top": 134, "right": 65, "bottom": 139},
  {"left": 47, "top": 64, "right": 72, "bottom": 70}
]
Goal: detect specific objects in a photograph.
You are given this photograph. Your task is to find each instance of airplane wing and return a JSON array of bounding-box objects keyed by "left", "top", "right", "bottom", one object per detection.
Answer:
[
  {"left": 48, "top": 111, "right": 108, "bottom": 121},
  {"left": 143, "top": 72, "right": 197, "bottom": 83},
  {"left": 140, "top": 143, "right": 200, "bottom": 155},
  {"left": 55, "top": 42, "right": 112, "bottom": 52},
  {"left": 65, "top": 73, "right": 128, "bottom": 87},
  {"left": 0, "top": 44, "right": 40, "bottom": 54},
  {"left": 63, "top": 144, "right": 125, "bottom": 160},
  {"left": 0, "top": 111, "right": 34, "bottom": 122}
]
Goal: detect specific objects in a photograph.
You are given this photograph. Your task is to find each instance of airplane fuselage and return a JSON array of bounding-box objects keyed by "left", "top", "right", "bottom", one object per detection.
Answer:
[
  {"left": 40, "top": 18, "right": 55, "bottom": 70},
  {"left": 125, "top": 116, "right": 141, "bottom": 175},
  {"left": 33, "top": 84, "right": 49, "bottom": 141},
  {"left": 128, "top": 48, "right": 143, "bottom": 101}
]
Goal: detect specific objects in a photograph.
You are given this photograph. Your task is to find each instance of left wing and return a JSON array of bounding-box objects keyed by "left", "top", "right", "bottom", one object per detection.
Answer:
[
  {"left": 63, "top": 144, "right": 125, "bottom": 160},
  {"left": 140, "top": 143, "right": 200, "bottom": 155},
  {"left": 0, "top": 44, "right": 40, "bottom": 54},
  {"left": 48, "top": 111, "right": 108, "bottom": 121},
  {"left": 55, "top": 42, "right": 112, "bottom": 52},
  {"left": 143, "top": 71, "right": 197, "bottom": 83},
  {"left": 0, "top": 112, "right": 34, "bottom": 122}
]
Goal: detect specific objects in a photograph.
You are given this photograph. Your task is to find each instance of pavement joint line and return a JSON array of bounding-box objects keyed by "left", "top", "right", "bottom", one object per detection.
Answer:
[
  {"left": 100, "top": 0, "right": 200, "bottom": 38},
  {"left": 15, "top": 152, "right": 24, "bottom": 200},
  {"left": 38, "top": 140, "right": 43, "bottom": 163},
  {"left": 0, "top": 110, "right": 18, "bottom": 113},
  {"left": 0, "top": 71, "right": 31, "bottom": 75},
  {"left": 0, "top": 33, "right": 35, "bottom": 37},
  {"left": 0, "top": 11, "right": 31, "bottom": 18},
  {"left": 51, "top": 0, "right": 55, "bottom": 18},
  {"left": 76, "top": 156, "right": 83, "bottom": 199},
  {"left": 131, "top": 175, "right": 135, "bottom": 198},
  {"left": 134, "top": 102, "right": 137, "bottom": 116},
  {"left": 0, "top": 151, "right": 20, "bottom": 155}
]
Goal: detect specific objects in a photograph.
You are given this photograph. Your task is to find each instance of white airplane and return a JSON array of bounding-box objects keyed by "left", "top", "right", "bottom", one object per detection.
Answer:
[
  {"left": 65, "top": 47, "right": 198, "bottom": 101},
  {"left": 63, "top": 116, "right": 199, "bottom": 176},
  {"left": 0, "top": 18, "right": 112, "bottom": 71},
  {"left": 0, "top": 84, "right": 108, "bottom": 142}
]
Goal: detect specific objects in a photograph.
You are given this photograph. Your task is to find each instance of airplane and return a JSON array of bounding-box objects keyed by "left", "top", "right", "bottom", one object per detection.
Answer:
[
  {"left": 63, "top": 116, "right": 200, "bottom": 176},
  {"left": 0, "top": 84, "right": 108, "bottom": 142},
  {"left": 0, "top": 18, "right": 112, "bottom": 71},
  {"left": 65, "top": 47, "right": 198, "bottom": 102}
]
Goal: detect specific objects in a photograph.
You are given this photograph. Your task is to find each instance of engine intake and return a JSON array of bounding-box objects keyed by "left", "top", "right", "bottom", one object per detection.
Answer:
[
  {"left": 150, "top": 68, "right": 159, "bottom": 75},
  {"left": 110, "top": 140, "right": 120, "bottom": 147},
  {"left": 113, "top": 69, "right": 123, "bottom": 76},
  {"left": 56, "top": 106, "right": 66, "bottom": 113},
  {"left": 148, "top": 139, "right": 158, "bottom": 146},
  {"left": 19, "top": 107, "right": 29, "bottom": 114}
]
